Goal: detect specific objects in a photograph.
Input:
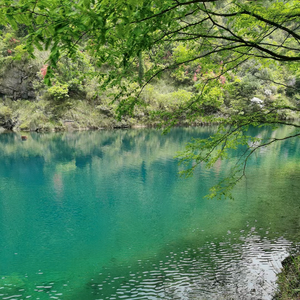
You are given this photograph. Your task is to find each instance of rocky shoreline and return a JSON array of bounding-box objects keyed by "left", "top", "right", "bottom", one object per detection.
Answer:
[{"left": 274, "top": 255, "right": 300, "bottom": 299}]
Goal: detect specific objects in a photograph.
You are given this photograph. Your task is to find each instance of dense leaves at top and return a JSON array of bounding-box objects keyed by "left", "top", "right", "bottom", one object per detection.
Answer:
[{"left": 0, "top": 0, "right": 299, "bottom": 82}]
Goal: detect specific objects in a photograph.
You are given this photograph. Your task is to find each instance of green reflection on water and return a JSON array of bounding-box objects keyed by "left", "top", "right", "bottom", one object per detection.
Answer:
[{"left": 0, "top": 126, "right": 299, "bottom": 299}]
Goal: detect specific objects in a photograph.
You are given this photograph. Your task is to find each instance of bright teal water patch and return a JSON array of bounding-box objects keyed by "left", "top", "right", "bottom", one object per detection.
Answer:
[{"left": 0, "top": 126, "right": 299, "bottom": 300}]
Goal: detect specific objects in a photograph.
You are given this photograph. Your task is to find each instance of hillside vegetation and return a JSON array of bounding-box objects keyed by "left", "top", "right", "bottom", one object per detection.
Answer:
[{"left": 0, "top": 25, "right": 299, "bottom": 132}]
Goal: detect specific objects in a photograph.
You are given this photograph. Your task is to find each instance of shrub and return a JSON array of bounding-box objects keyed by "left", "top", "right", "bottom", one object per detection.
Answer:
[
  {"left": 47, "top": 83, "right": 69, "bottom": 101},
  {"left": 0, "top": 104, "right": 12, "bottom": 120}
]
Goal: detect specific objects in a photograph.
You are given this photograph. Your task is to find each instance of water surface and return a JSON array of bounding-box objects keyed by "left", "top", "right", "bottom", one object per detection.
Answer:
[{"left": 0, "top": 126, "right": 299, "bottom": 300}]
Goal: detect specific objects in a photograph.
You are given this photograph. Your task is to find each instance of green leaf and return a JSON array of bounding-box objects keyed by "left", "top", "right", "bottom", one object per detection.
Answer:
[
  {"left": 47, "top": 26, "right": 55, "bottom": 35},
  {"left": 83, "top": 0, "right": 90, "bottom": 8},
  {"left": 45, "top": 38, "right": 52, "bottom": 50},
  {"left": 36, "top": 15, "right": 45, "bottom": 24},
  {"left": 34, "top": 40, "right": 43, "bottom": 51}
]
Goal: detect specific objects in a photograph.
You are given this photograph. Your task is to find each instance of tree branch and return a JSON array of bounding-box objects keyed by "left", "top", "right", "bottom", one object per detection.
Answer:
[{"left": 134, "top": 0, "right": 217, "bottom": 23}]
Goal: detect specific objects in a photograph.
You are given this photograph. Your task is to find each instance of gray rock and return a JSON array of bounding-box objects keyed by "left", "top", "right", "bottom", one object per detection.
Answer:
[{"left": 0, "top": 61, "right": 38, "bottom": 100}]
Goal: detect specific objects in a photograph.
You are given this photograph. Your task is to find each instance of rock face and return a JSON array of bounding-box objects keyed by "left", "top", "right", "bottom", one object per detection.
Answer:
[
  {"left": 0, "top": 60, "right": 38, "bottom": 100},
  {"left": 0, "top": 104, "right": 14, "bottom": 130},
  {"left": 0, "top": 118, "right": 15, "bottom": 130}
]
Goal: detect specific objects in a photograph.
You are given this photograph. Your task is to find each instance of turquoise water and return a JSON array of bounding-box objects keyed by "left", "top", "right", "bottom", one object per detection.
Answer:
[{"left": 0, "top": 126, "right": 299, "bottom": 300}]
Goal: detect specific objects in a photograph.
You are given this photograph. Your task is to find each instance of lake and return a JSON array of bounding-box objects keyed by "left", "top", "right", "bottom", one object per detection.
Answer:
[{"left": 0, "top": 126, "right": 299, "bottom": 300}]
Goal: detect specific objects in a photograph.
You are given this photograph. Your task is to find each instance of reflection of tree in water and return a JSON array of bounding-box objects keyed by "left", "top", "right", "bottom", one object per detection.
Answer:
[
  {"left": 0, "top": 126, "right": 298, "bottom": 198},
  {"left": 0, "top": 155, "right": 45, "bottom": 185},
  {"left": 0, "top": 127, "right": 210, "bottom": 161},
  {"left": 53, "top": 173, "right": 63, "bottom": 200},
  {"left": 0, "top": 129, "right": 211, "bottom": 186},
  {"left": 213, "top": 159, "right": 222, "bottom": 177},
  {"left": 140, "top": 161, "right": 146, "bottom": 183},
  {"left": 75, "top": 155, "right": 92, "bottom": 169}
]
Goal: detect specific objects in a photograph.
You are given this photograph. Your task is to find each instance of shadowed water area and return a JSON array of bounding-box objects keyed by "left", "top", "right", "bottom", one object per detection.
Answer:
[{"left": 0, "top": 126, "right": 299, "bottom": 300}]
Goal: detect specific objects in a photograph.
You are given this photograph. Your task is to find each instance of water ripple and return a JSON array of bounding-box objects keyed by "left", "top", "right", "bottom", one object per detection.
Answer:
[{"left": 77, "top": 233, "right": 297, "bottom": 300}]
